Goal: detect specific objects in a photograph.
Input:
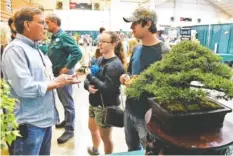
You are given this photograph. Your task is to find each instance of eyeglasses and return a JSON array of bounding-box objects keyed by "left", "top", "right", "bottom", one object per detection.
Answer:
[
  {"left": 34, "top": 20, "right": 45, "bottom": 25},
  {"left": 37, "top": 21, "right": 45, "bottom": 25},
  {"left": 99, "top": 40, "right": 112, "bottom": 44},
  {"left": 27, "top": 20, "right": 45, "bottom": 26}
]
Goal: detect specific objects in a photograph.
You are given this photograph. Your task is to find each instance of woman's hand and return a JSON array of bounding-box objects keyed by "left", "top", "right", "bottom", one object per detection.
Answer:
[{"left": 88, "top": 85, "right": 98, "bottom": 94}]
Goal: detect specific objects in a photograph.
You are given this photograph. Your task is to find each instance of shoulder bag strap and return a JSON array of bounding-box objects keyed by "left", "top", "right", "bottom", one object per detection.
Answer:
[
  {"left": 100, "top": 93, "right": 105, "bottom": 108},
  {"left": 120, "top": 85, "right": 125, "bottom": 110}
]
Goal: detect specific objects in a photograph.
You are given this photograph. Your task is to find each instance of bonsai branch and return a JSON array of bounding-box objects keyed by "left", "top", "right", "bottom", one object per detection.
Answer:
[{"left": 189, "top": 84, "right": 224, "bottom": 93}]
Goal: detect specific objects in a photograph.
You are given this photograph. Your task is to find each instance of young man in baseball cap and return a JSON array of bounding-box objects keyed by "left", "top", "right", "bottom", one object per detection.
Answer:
[{"left": 120, "top": 6, "right": 170, "bottom": 151}]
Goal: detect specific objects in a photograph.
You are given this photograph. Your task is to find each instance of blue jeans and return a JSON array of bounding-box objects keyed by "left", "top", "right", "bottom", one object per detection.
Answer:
[
  {"left": 124, "top": 109, "right": 148, "bottom": 151},
  {"left": 57, "top": 69, "right": 75, "bottom": 131},
  {"left": 10, "top": 124, "right": 52, "bottom": 155}
]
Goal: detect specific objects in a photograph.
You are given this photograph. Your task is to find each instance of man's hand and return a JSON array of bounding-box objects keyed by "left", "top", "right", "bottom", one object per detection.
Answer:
[
  {"left": 120, "top": 74, "right": 130, "bottom": 85},
  {"left": 48, "top": 74, "right": 80, "bottom": 90},
  {"left": 59, "top": 67, "right": 69, "bottom": 75},
  {"left": 88, "top": 85, "right": 98, "bottom": 94}
]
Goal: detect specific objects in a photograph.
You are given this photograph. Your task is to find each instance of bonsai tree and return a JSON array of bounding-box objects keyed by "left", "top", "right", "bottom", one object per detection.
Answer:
[
  {"left": 126, "top": 41, "right": 233, "bottom": 113},
  {"left": 1, "top": 79, "right": 20, "bottom": 148}
]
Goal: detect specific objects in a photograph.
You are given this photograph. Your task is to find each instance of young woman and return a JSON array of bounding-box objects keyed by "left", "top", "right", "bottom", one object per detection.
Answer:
[{"left": 84, "top": 31, "right": 125, "bottom": 155}]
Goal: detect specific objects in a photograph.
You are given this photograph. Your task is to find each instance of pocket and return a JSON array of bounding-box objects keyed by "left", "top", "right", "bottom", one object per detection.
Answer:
[
  {"left": 89, "top": 106, "right": 95, "bottom": 118},
  {"left": 95, "top": 107, "right": 108, "bottom": 128},
  {"left": 18, "top": 124, "right": 28, "bottom": 140}
]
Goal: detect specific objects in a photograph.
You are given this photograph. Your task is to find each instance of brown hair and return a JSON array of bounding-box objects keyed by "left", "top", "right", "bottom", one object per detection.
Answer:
[
  {"left": 95, "top": 48, "right": 102, "bottom": 59},
  {"left": 13, "top": 7, "right": 42, "bottom": 34},
  {"left": 103, "top": 31, "right": 127, "bottom": 67},
  {"left": 99, "top": 27, "right": 105, "bottom": 33},
  {"left": 114, "top": 41, "right": 127, "bottom": 69}
]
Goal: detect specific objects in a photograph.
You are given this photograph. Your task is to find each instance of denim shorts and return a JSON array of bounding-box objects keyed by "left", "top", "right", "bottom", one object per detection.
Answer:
[{"left": 89, "top": 105, "right": 111, "bottom": 128}]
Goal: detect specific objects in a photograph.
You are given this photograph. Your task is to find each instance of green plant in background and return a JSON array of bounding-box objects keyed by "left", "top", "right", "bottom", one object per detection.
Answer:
[
  {"left": 0, "top": 79, "right": 20, "bottom": 148},
  {"left": 127, "top": 38, "right": 139, "bottom": 57},
  {"left": 74, "top": 32, "right": 79, "bottom": 39},
  {"left": 73, "top": 32, "right": 80, "bottom": 43},
  {"left": 39, "top": 30, "right": 52, "bottom": 54},
  {"left": 126, "top": 41, "right": 233, "bottom": 113}
]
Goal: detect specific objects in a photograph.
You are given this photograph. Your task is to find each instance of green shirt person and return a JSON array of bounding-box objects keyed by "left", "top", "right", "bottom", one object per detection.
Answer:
[
  {"left": 46, "top": 13, "right": 82, "bottom": 144},
  {"left": 39, "top": 43, "right": 48, "bottom": 54},
  {"left": 48, "top": 29, "right": 82, "bottom": 76}
]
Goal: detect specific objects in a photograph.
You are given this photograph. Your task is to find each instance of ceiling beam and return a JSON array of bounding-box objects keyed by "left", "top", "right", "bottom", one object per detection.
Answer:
[
  {"left": 140, "top": 0, "right": 168, "bottom": 6},
  {"left": 206, "top": 0, "right": 232, "bottom": 17},
  {"left": 120, "top": 0, "right": 142, "bottom": 3}
]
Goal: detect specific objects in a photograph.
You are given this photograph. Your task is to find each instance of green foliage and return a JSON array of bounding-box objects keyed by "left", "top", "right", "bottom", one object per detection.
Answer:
[
  {"left": 126, "top": 41, "right": 233, "bottom": 113},
  {"left": 127, "top": 38, "right": 139, "bottom": 57},
  {"left": 0, "top": 79, "right": 20, "bottom": 148}
]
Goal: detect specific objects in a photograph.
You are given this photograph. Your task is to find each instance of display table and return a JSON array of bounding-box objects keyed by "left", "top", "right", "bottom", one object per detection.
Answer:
[{"left": 145, "top": 109, "right": 233, "bottom": 155}]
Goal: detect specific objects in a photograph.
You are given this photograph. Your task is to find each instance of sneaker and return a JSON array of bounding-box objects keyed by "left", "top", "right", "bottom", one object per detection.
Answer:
[
  {"left": 57, "top": 131, "right": 74, "bottom": 144},
  {"left": 87, "top": 146, "right": 100, "bottom": 155},
  {"left": 55, "top": 120, "right": 66, "bottom": 128}
]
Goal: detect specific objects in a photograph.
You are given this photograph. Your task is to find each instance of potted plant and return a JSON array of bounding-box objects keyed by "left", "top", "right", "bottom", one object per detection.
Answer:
[
  {"left": 125, "top": 41, "right": 233, "bottom": 133},
  {"left": 1, "top": 79, "right": 20, "bottom": 149}
]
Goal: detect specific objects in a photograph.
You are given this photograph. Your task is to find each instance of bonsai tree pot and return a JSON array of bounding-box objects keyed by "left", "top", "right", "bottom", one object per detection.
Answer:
[{"left": 148, "top": 97, "right": 232, "bottom": 134}]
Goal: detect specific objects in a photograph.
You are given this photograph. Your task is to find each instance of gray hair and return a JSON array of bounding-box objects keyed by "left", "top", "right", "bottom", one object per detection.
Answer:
[{"left": 46, "top": 14, "right": 61, "bottom": 26}]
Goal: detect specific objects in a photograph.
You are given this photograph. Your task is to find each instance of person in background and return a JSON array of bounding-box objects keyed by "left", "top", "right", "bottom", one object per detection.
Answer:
[
  {"left": 120, "top": 32, "right": 129, "bottom": 58},
  {"left": 2, "top": 7, "right": 79, "bottom": 155},
  {"left": 89, "top": 48, "right": 102, "bottom": 67},
  {"left": 156, "top": 30, "right": 165, "bottom": 42},
  {"left": 96, "top": 27, "right": 106, "bottom": 44},
  {"left": 0, "top": 22, "right": 11, "bottom": 56},
  {"left": 45, "top": 13, "right": 82, "bottom": 144},
  {"left": 0, "top": 22, "right": 11, "bottom": 89},
  {"left": 84, "top": 31, "right": 125, "bottom": 155},
  {"left": 7, "top": 17, "right": 17, "bottom": 40},
  {"left": 120, "top": 6, "right": 170, "bottom": 151}
]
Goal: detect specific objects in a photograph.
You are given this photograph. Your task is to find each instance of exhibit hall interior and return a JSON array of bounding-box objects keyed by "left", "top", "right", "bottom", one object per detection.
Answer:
[{"left": 1, "top": 0, "right": 233, "bottom": 155}]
